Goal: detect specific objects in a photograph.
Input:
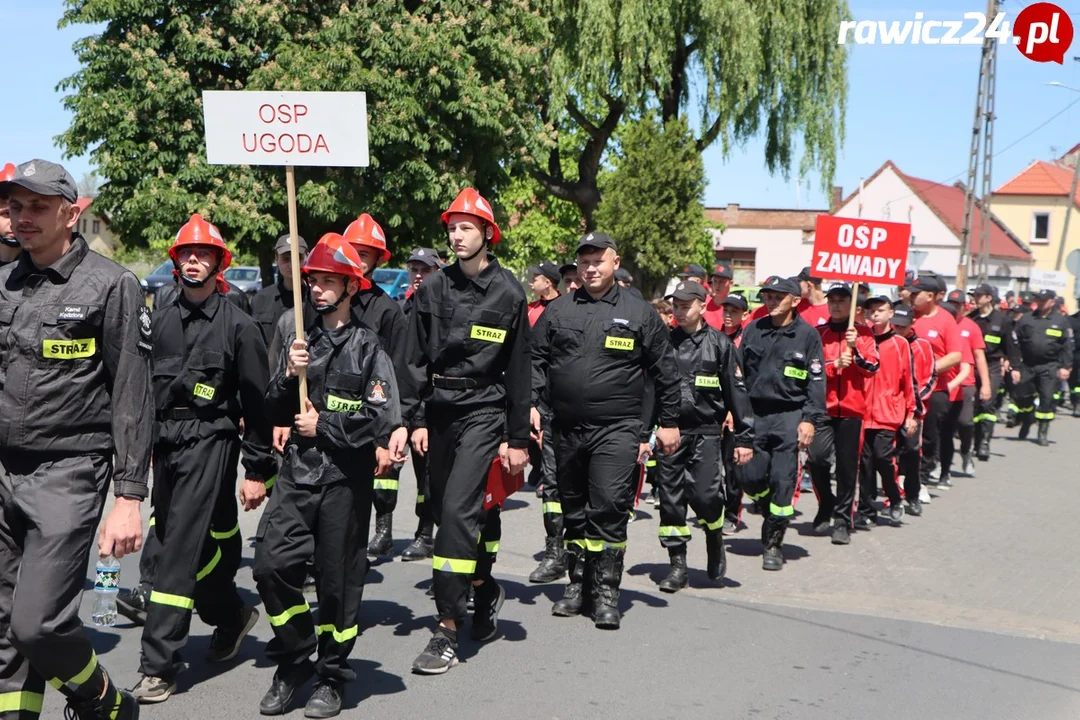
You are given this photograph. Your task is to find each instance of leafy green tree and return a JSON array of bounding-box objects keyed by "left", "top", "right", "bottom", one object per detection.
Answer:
[
  {"left": 594, "top": 116, "right": 712, "bottom": 299},
  {"left": 493, "top": 175, "right": 585, "bottom": 276}
]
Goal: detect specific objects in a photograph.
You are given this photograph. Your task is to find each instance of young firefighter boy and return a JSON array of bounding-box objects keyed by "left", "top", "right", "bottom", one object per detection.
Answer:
[
  {"left": 255, "top": 234, "right": 400, "bottom": 718},
  {"left": 654, "top": 283, "right": 754, "bottom": 592}
]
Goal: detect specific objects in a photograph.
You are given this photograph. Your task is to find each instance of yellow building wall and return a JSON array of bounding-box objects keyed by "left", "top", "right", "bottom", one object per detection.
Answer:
[{"left": 991, "top": 194, "right": 1079, "bottom": 273}]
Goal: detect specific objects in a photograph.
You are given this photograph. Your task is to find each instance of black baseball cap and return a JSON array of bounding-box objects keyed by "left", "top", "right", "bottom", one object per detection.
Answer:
[
  {"left": 865, "top": 294, "right": 892, "bottom": 308},
  {"left": 1035, "top": 288, "right": 1057, "bottom": 301},
  {"left": 969, "top": 283, "right": 995, "bottom": 297},
  {"left": 909, "top": 275, "right": 946, "bottom": 294},
  {"left": 826, "top": 282, "right": 853, "bottom": 298},
  {"left": 677, "top": 263, "right": 707, "bottom": 280},
  {"left": 576, "top": 231, "right": 618, "bottom": 253},
  {"left": 559, "top": 262, "right": 578, "bottom": 277},
  {"left": 946, "top": 289, "right": 966, "bottom": 305},
  {"left": 891, "top": 303, "right": 915, "bottom": 327},
  {"left": 407, "top": 247, "right": 441, "bottom": 267},
  {"left": 614, "top": 268, "right": 633, "bottom": 283},
  {"left": 0, "top": 159, "right": 78, "bottom": 203},
  {"left": 527, "top": 262, "right": 562, "bottom": 284},
  {"left": 759, "top": 275, "right": 801, "bottom": 297},
  {"left": 797, "top": 266, "right": 823, "bottom": 283},
  {"left": 274, "top": 234, "right": 309, "bottom": 255},
  {"left": 941, "top": 301, "right": 959, "bottom": 317},
  {"left": 710, "top": 263, "right": 733, "bottom": 280},
  {"left": 720, "top": 293, "right": 749, "bottom": 311},
  {"left": 666, "top": 281, "right": 707, "bottom": 302}
]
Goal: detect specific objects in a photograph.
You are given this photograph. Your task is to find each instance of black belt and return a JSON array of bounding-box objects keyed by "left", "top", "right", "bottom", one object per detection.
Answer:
[
  {"left": 431, "top": 374, "right": 495, "bottom": 390},
  {"left": 157, "top": 407, "right": 229, "bottom": 421}
]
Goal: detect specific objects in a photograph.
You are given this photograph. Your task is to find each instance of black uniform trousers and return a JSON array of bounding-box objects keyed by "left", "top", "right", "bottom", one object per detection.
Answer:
[
  {"left": 656, "top": 434, "right": 725, "bottom": 548},
  {"left": 721, "top": 429, "right": 743, "bottom": 526},
  {"left": 808, "top": 416, "right": 863, "bottom": 526},
  {"left": 974, "top": 368, "right": 1003, "bottom": 449},
  {"left": 935, "top": 393, "right": 965, "bottom": 479},
  {"left": 136, "top": 516, "right": 161, "bottom": 592},
  {"left": 955, "top": 385, "right": 976, "bottom": 458},
  {"left": 368, "top": 446, "right": 401, "bottom": 518},
  {"left": 1015, "top": 364, "right": 1059, "bottom": 422},
  {"left": 920, "top": 391, "right": 950, "bottom": 483},
  {"left": 895, "top": 421, "right": 922, "bottom": 502},
  {"left": 140, "top": 434, "right": 244, "bottom": 679},
  {"left": 426, "top": 409, "right": 504, "bottom": 622},
  {"left": 528, "top": 409, "right": 562, "bottom": 539},
  {"left": 554, "top": 418, "right": 642, "bottom": 550},
  {"left": 1070, "top": 362, "right": 1080, "bottom": 408},
  {"left": 254, "top": 468, "right": 372, "bottom": 683},
  {"left": 859, "top": 428, "right": 900, "bottom": 516},
  {"left": 409, "top": 447, "right": 434, "bottom": 529},
  {"left": 0, "top": 453, "right": 114, "bottom": 718},
  {"left": 733, "top": 410, "right": 801, "bottom": 520}
]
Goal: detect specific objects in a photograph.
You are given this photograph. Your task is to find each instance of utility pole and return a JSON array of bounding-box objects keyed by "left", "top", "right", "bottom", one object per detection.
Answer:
[
  {"left": 959, "top": 0, "right": 998, "bottom": 290},
  {"left": 977, "top": 35, "right": 996, "bottom": 282}
]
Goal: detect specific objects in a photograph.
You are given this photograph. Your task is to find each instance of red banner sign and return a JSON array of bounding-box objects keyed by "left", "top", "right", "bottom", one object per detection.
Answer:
[{"left": 811, "top": 215, "right": 912, "bottom": 286}]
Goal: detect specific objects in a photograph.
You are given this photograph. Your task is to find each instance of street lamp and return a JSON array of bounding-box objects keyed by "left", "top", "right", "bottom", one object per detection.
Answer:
[{"left": 1046, "top": 81, "right": 1080, "bottom": 271}]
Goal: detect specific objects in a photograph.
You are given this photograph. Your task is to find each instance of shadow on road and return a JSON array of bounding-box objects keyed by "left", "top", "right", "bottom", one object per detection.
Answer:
[
  {"left": 349, "top": 659, "right": 407, "bottom": 704},
  {"left": 627, "top": 562, "right": 742, "bottom": 590},
  {"left": 84, "top": 625, "right": 122, "bottom": 655}
]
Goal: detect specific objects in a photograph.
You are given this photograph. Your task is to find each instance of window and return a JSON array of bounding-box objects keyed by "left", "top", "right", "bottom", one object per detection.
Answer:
[
  {"left": 81, "top": 218, "right": 88, "bottom": 233},
  {"left": 92, "top": 220, "right": 100, "bottom": 234},
  {"left": 1032, "top": 212, "right": 1050, "bottom": 244}
]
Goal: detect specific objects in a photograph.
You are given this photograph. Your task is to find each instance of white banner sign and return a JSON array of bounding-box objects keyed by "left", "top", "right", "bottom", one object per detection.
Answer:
[
  {"left": 203, "top": 91, "right": 369, "bottom": 167},
  {"left": 1029, "top": 268, "right": 1070, "bottom": 293}
]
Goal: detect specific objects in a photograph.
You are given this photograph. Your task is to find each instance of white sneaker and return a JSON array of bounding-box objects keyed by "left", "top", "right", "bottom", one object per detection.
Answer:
[
  {"left": 961, "top": 455, "right": 975, "bottom": 477},
  {"left": 928, "top": 466, "right": 941, "bottom": 480},
  {"left": 919, "top": 487, "right": 932, "bottom": 504}
]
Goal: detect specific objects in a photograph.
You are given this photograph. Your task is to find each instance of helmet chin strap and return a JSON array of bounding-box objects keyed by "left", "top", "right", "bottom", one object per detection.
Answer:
[
  {"left": 313, "top": 276, "right": 354, "bottom": 315},
  {"left": 452, "top": 235, "right": 490, "bottom": 263},
  {"left": 176, "top": 261, "right": 221, "bottom": 289},
  {"left": 0, "top": 235, "right": 18, "bottom": 248}
]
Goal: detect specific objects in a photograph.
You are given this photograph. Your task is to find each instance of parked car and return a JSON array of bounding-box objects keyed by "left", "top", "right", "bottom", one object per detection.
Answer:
[
  {"left": 372, "top": 268, "right": 410, "bottom": 300},
  {"left": 223, "top": 266, "right": 263, "bottom": 295},
  {"left": 141, "top": 260, "right": 175, "bottom": 294}
]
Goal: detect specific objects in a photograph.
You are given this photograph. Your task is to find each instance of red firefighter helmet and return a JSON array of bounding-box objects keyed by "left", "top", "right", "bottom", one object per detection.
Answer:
[
  {"left": 342, "top": 213, "right": 391, "bottom": 265},
  {"left": 0, "top": 163, "right": 14, "bottom": 182},
  {"left": 168, "top": 214, "right": 232, "bottom": 271},
  {"left": 303, "top": 233, "right": 372, "bottom": 290},
  {"left": 441, "top": 188, "right": 500, "bottom": 245}
]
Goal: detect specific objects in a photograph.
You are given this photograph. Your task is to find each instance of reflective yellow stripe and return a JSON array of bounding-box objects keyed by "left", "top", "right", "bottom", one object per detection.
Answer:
[
  {"left": 784, "top": 366, "right": 808, "bottom": 380},
  {"left": 470, "top": 325, "right": 507, "bottom": 343},
  {"left": 658, "top": 525, "right": 691, "bottom": 537},
  {"left": 49, "top": 651, "right": 98, "bottom": 690},
  {"left": 193, "top": 383, "right": 216, "bottom": 400},
  {"left": 747, "top": 488, "right": 770, "bottom": 500},
  {"left": 645, "top": 459, "right": 656, "bottom": 467},
  {"left": 433, "top": 556, "right": 477, "bottom": 574},
  {"left": 416, "top": 494, "right": 425, "bottom": 503},
  {"left": 264, "top": 475, "right": 276, "bottom": 490},
  {"left": 584, "top": 539, "right": 626, "bottom": 552},
  {"left": 699, "top": 516, "right": 725, "bottom": 531},
  {"left": 0, "top": 691, "right": 44, "bottom": 714},
  {"left": 373, "top": 478, "right": 399, "bottom": 491},
  {"left": 1046, "top": 328, "right": 1063, "bottom": 337},
  {"left": 1016, "top": 406, "right": 1034, "bottom": 413},
  {"left": 604, "top": 336, "right": 634, "bottom": 351},
  {"left": 973, "top": 413, "right": 999, "bottom": 423},
  {"left": 108, "top": 689, "right": 122, "bottom": 720},
  {"left": 542, "top": 502, "right": 563, "bottom": 514},
  {"left": 984, "top": 334, "right": 1001, "bottom": 344},
  {"left": 315, "top": 624, "right": 359, "bottom": 643},
  {"left": 210, "top": 524, "right": 239, "bottom": 540},
  {"left": 565, "top": 539, "right": 588, "bottom": 550},
  {"left": 694, "top": 376, "right": 720, "bottom": 388},
  {"left": 42, "top": 338, "right": 95, "bottom": 359},
  {"left": 769, "top": 503, "right": 795, "bottom": 517},
  {"left": 484, "top": 541, "right": 500, "bottom": 553},
  {"left": 196, "top": 547, "right": 222, "bottom": 581},
  {"left": 148, "top": 516, "right": 156, "bottom": 528},
  {"left": 149, "top": 591, "right": 194, "bottom": 610},
  {"left": 1035, "top": 411, "right": 1055, "bottom": 420},
  {"left": 326, "top": 394, "right": 363, "bottom": 412},
  {"left": 268, "top": 602, "right": 311, "bottom": 627}
]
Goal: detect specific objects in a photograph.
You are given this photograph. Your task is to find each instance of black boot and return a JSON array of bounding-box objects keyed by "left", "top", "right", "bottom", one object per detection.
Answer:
[
  {"left": 259, "top": 661, "right": 313, "bottom": 715},
  {"left": 529, "top": 536, "right": 567, "bottom": 583},
  {"left": 592, "top": 548, "right": 624, "bottom": 630},
  {"left": 1018, "top": 416, "right": 1033, "bottom": 440},
  {"left": 658, "top": 547, "right": 688, "bottom": 593},
  {"left": 762, "top": 516, "right": 785, "bottom": 571},
  {"left": 1037, "top": 420, "right": 1051, "bottom": 447},
  {"left": 66, "top": 669, "right": 139, "bottom": 720},
  {"left": 304, "top": 680, "right": 344, "bottom": 719},
  {"left": 551, "top": 545, "right": 590, "bottom": 617},
  {"left": 366, "top": 513, "right": 393, "bottom": 557},
  {"left": 1073, "top": 402, "right": 1080, "bottom": 418},
  {"left": 704, "top": 527, "right": 727, "bottom": 581},
  {"left": 401, "top": 521, "right": 434, "bottom": 562},
  {"left": 976, "top": 422, "right": 992, "bottom": 461}
]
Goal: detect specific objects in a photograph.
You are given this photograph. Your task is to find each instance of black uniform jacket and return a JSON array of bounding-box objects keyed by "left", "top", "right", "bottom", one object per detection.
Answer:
[
  {"left": 405, "top": 256, "right": 530, "bottom": 449},
  {"left": 531, "top": 282, "right": 680, "bottom": 431},
  {"left": 0, "top": 236, "right": 153, "bottom": 498},
  {"left": 252, "top": 278, "right": 308, "bottom": 350},
  {"left": 669, "top": 324, "right": 755, "bottom": 445},
  {"left": 267, "top": 314, "right": 401, "bottom": 486},
  {"left": 968, "top": 308, "right": 1012, "bottom": 363},
  {"left": 738, "top": 314, "right": 827, "bottom": 425},
  {"left": 152, "top": 289, "right": 275, "bottom": 481},
  {"left": 1008, "top": 310, "right": 1074, "bottom": 368}
]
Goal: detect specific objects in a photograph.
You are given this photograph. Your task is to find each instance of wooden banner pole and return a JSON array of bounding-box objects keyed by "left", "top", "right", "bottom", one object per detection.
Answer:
[{"left": 286, "top": 165, "right": 308, "bottom": 406}]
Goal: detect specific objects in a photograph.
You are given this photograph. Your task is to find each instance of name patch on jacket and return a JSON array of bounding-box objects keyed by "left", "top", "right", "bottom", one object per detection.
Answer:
[
  {"left": 57, "top": 305, "right": 87, "bottom": 321},
  {"left": 327, "top": 395, "right": 363, "bottom": 412},
  {"left": 470, "top": 325, "right": 506, "bottom": 344},
  {"left": 1047, "top": 328, "right": 1063, "bottom": 338},
  {"left": 784, "top": 366, "right": 808, "bottom": 380},
  {"left": 42, "top": 338, "right": 95, "bottom": 359},
  {"left": 193, "top": 383, "right": 216, "bottom": 401},
  {"left": 984, "top": 334, "right": 1001, "bottom": 344},
  {"left": 605, "top": 336, "right": 634, "bottom": 351},
  {"left": 695, "top": 375, "right": 720, "bottom": 388}
]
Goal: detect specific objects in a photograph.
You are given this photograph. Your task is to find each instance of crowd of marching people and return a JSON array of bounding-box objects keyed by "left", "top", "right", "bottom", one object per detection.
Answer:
[{"left": 0, "top": 158, "right": 1076, "bottom": 719}]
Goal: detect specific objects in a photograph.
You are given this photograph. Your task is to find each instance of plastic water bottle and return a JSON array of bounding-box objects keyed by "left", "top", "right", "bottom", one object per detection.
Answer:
[{"left": 92, "top": 555, "right": 121, "bottom": 627}]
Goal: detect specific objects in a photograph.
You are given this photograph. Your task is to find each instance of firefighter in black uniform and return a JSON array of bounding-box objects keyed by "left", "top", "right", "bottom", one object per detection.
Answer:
[
  {"left": 733, "top": 276, "right": 826, "bottom": 571},
  {"left": 251, "top": 234, "right": 309, "bottom": 348},
  {"left": 719, "top": 293, "right": 748, "bottom": 533},
  {"left": 256, "top": 234, "right": 400, "bottom": 718},
  {"left": 654, "top": 282, "right": 754, "bottom": 592},
  {"left": 405, "top": 188, "right": 530, "bottom": 673},
  {"left": 0, "top": 159, "right": 151, "bottom": 720},
  {"left": 0, "top": 162, "right": 18, "bottom": 269},
  {"left": 967, "top": 283, "right": 1012, "bottom": 460},
  {"left": 132, "top": 214, "right": 274, "bottom": 703},
  {"left": 341, "top": 214, "right": 412, "bottom": 559},
  {"left": 153, "top": 275, "right": 252, "bottom": 314},
  {"left": 1070, "top": 306, "right": 1080, "bottom": 417},
  {"left": 532, "top": 232, "right": 681, "bottom": 629},
  {"left": 399, "top": 248, "right": 441, "bottom": 562},
  {"left": 1008, "top": 289, "right": 1074, "bottom": 446}
]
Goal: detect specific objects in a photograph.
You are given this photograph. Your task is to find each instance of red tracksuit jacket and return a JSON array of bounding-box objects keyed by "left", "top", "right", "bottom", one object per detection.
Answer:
[
  {"left": 864, "top": 331, "right": 915, "bottom": 431},
  {"left": 818, "top": 322, "right": 880, "bottom": 418},
  {"left": 906, "top": 333, "right": 937, "bottom": 420}
]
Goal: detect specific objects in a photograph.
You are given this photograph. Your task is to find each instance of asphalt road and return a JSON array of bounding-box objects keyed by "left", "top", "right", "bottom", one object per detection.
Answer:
[{"left": 71, "top": 417, "right": 1080, "bottom": 720}]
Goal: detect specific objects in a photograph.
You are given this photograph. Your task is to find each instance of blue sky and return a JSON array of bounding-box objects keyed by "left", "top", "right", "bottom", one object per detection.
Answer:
[{"left": 4, "top": 0, "right": 1080, "bottom": 211}]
